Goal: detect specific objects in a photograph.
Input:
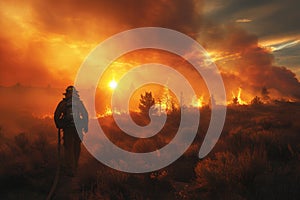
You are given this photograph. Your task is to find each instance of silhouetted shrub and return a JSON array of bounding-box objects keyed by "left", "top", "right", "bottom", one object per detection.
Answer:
[
  {"left": 14, "top": 132, "right": 30, "bottom": 153},
  {"left": 251, "top": 96, "right": 263, "bottom": 106},
  {"left": 195, "top": 147, "right": 268, "bottom": 198}
]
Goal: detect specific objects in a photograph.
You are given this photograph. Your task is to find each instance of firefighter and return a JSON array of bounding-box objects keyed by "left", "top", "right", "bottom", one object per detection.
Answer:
[{"left": 54, "top": 86, "right": 88, "bottom": 176}]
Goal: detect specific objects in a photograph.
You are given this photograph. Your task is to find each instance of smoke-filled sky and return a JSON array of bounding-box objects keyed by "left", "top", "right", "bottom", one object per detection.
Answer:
[{"left": 0, "top": 0, "right": 300, "bottom": 102}]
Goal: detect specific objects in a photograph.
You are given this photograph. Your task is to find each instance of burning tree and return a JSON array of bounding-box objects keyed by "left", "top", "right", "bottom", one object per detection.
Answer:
[{"left": 139, "top": 91, "right": 155, "bottom": 116}]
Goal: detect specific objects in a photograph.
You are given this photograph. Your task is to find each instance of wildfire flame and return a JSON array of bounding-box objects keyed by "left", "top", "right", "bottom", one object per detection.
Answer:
[
  {"left": 103, "top": 106, "right": 113, "bottom": 116},
  {"left": 192, "top": 95, "right": 204, "bottom": 108},
  {"left": 159, "top": 86, "right": 173, "bottom": 112},
  {"left": 232, "top": 88, "right": 248, "bottom": 105}
]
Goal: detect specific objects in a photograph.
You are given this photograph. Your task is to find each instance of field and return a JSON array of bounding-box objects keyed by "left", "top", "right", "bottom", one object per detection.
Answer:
[{"left": 0, "top": 101, "right": 299, "bottom": 200}]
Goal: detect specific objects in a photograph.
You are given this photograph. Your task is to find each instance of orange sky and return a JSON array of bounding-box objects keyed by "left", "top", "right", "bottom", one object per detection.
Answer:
[
  {"left": 0, "top": 0, "right": 201, "bottom": 87},
  {"left": 0, "top": 0, "right": 300, "bottom": 109}
]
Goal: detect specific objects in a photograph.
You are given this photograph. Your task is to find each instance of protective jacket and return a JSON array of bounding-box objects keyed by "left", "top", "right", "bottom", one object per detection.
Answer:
[{"left": 54, "top": 96, "right": 88, "bottom": 132}]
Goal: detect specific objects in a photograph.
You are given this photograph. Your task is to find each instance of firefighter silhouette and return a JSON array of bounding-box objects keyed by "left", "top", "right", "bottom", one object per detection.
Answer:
[{"left": 54, "top": 86, "right": 88, "bottom": 176}]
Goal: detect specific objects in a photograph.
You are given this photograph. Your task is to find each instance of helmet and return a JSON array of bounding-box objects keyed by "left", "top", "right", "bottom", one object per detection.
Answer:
[{"left": 63, "top": 85, "right": 78, "bottom": 95}]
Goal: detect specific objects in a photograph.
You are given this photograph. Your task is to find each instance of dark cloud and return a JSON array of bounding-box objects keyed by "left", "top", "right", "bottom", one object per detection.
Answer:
[
  {"left": 198, "top": 23, "right": 300, "bottom": 100},
  {"left": 273, "top": 44, "right": 300, "bottom": 73},
  {"left": 204, "top": 0, "right": 300, "bottom": 38},
  {"left": 203, "top": 0, "right": 300, "bottom": 82}
]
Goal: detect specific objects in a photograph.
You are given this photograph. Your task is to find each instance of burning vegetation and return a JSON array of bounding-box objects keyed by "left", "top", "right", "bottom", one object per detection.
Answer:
[{"left": 0, "top": 84, "right": 300, "bottom": 199}]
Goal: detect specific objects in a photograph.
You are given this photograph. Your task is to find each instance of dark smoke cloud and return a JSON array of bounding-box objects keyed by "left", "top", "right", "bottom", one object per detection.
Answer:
[
  {"left": 204, "top": 0, "right": 300, "bottom": 84},
  {"left": 204, "top": 0, "right": 300, "bottom": 38},
  {"left": 198, "top": 23, "right": 300, "bottom": 100}
]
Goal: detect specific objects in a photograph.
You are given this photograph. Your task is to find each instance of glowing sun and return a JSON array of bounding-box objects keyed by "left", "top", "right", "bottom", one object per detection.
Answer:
[{"left": 109, "top": 80, "right": 118, "bottom": 90}]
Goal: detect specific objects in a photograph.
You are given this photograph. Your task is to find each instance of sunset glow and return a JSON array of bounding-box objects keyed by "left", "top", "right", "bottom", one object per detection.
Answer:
[
  {"left": 108, "top": 80, "right": 118, "bottom": 90},
  {"left": 0, "top": 0, "right": 299, "bottom": 114}
]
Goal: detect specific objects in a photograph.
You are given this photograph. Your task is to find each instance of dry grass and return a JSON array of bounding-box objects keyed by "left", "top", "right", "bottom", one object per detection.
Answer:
[{"left": 1, "top": 102, "right": 300, "bottom": 199}]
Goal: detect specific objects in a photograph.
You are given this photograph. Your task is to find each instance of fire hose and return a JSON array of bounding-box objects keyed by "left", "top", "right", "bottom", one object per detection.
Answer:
[{"left": 46, "top": 128, "right": 61, "bottom": 200}]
